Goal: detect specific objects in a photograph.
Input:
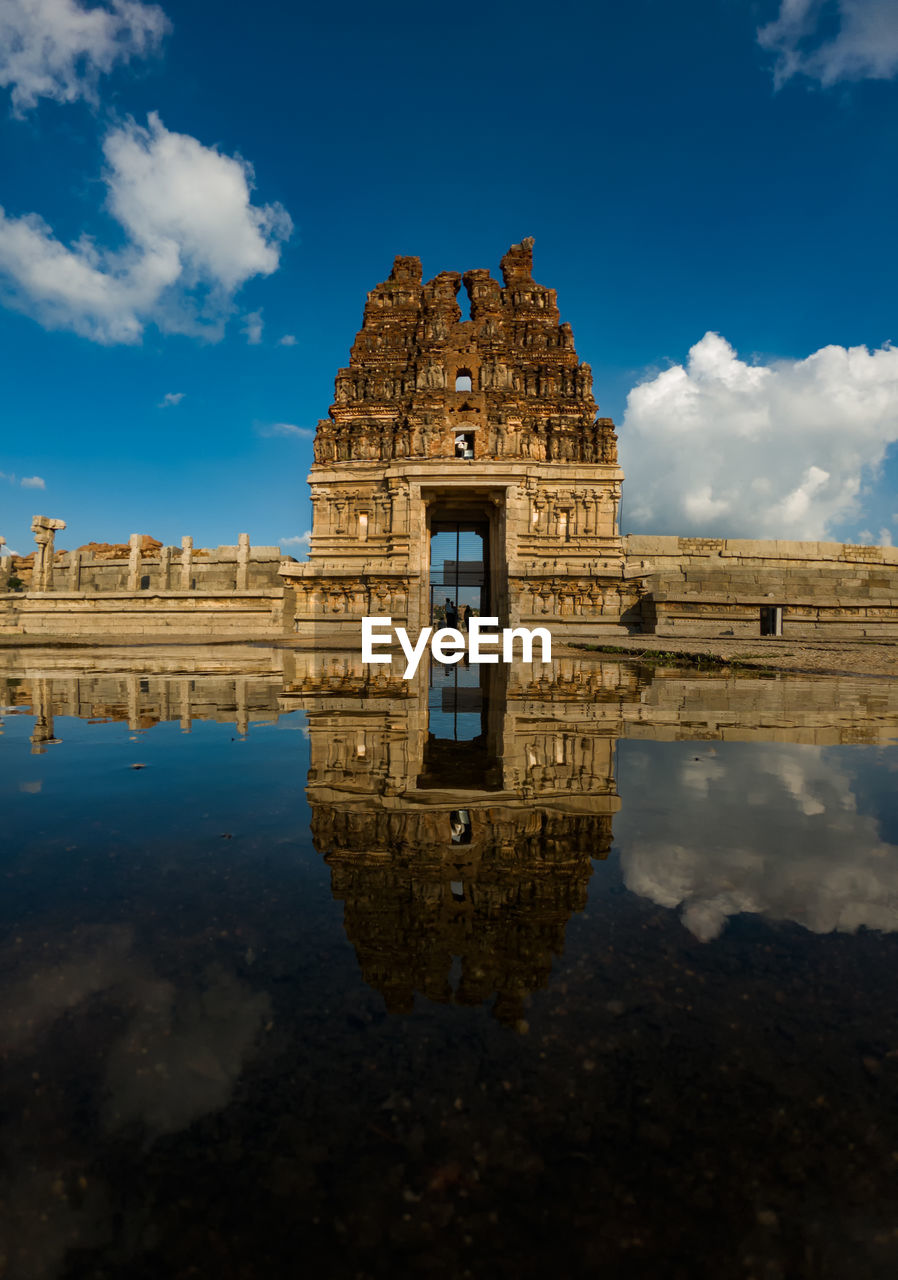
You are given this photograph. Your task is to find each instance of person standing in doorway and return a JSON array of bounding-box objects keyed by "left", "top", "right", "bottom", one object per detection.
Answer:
[{"left": 445, "top": 597, "right": 458, "bottom": 629}]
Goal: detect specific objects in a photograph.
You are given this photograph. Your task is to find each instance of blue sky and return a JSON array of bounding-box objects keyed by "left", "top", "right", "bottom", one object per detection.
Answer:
[{"left": 1, "top": 0, "right": 897, "bottom": 555}]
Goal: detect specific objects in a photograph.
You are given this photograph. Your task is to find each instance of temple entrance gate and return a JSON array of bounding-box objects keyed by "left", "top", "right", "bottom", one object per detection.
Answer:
[{"left": 281, "top": 239, "right": 633, "bottom": 642}]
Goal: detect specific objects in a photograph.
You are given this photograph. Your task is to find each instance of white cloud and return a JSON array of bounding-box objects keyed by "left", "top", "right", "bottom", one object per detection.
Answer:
[
  {"left": 621, "top": 332, "right": 898, "bottom": 541},
  {"left": 0, "top": 0, "right": 169, "bottom": 115},
  {"left": 278, "top": 333, "right": 297, "bottom": 346},
  {"left": 260, "top": 422, "right": 314, "bottom": 439},
  {"left": 158, "top": 391, "right": 184, "bottom": 407},
  {"left": 20, "top": 475, "right": 45, "bottom": 489},
  {"left": 241, "top": 309, "right": 263, "bottom": 344},
  {"left": 759, "top": 0, "right": 898, "bottom": 87},
  {"left": 0, "top": 470, "right": 14, "bottom": 483},
  {"left": 280, "top": 532, "right": 311, "bottom": 547},
  {"left": 0, "top": 113, "right": 292, "bottom": 343},
  {"left": 879, "top": 526, "right": 894, "bottom": 546}
]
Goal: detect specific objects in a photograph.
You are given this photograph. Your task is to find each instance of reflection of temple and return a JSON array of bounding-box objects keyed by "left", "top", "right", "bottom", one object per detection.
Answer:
[
  {"left": 293, "top": 657, "right": 636, "bottom": 1022},
  {"left": 8, "top": 647, "right": 898, "bottom": 1017},
  {"left": 0, "top": 647, "right": 290, "bottom": 751}
]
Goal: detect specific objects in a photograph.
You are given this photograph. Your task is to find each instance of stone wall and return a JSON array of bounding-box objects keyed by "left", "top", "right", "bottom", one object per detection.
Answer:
[
  {"left": 0, "top": 522, "right": 297, "bottom": 641},
  {"left": 624, "top": 535, "right": 898, "bottom": 639},
  {"left": 0, "top": 589, "right": 295, "bottom": 641}
]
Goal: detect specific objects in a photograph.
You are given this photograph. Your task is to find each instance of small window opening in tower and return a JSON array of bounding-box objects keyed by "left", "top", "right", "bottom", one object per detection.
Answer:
[
  {"left": 454, "top": 432, "right": 475, "bottom": 459},
  {"left": 557, "top": 510, "right": 568, "bottom": 541},
  {"left": 455, "top": 370, "right": 473, "bottom": 392},
  {"left": 358, "top": 512, "right": 369, "bottom": 541}
]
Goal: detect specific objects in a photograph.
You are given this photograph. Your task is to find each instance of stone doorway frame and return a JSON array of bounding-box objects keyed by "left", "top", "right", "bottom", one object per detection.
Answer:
[{"left": 420, "top": 485, "right": 509, "bottom": 629}]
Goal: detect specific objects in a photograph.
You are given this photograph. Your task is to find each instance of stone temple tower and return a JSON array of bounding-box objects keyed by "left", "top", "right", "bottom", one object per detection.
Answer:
[{"left": 281, "top": 239, "right": 635, "bottom": 641}]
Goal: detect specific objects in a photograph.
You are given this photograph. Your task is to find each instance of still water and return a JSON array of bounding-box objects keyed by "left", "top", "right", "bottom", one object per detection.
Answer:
[{"left": 2, "top": 646, "right": 898, "bottom": 1279}]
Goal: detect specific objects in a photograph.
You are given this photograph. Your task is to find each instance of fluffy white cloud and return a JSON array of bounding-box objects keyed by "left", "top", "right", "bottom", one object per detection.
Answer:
[
  {"left": 759, "top": 0, "right": 898, "bottom": 87},
  {"left": 158, "top": 390, "right": 184, "bottom": 407},
  {"left": 619, "top": 743, "right": 898, "bottom": 942},
  {"left": 621, "top": 332, "right": 898, "bottom": 540},
  {"left": 278, "top": 333, "right": 297, "bottom": 346},
  {"left": 241, "top": 309, "right": 263, "bottom": 344},
  {"left": 0, "top": 0, "right": 169, "bottom": 115},
  {"left": 0, "top": 113, "right": 292, "bottom": 343},
  {"left": 280, "top": 531, "right": 311, "bottom": 547}
]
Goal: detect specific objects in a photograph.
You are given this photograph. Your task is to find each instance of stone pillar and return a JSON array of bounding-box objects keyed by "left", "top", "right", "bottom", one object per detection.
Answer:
[
  {"left": 159, "top": 545, "right": 171, "bottom": 590},
  {"left": 127, "top": 534, "right": 141, "bottom": 591},
  {"left": 180, "top": 536, "right": 193, "bottom": 591},
  {"left": 0, "top": 537, "right": 8, "bottom": 592},
  {"left": 68, "top": 550, "right": 82, "bottom": 591},
  {"left": 30, "top": 516, "right": 66, "bottom": 591},
  {"left": 237, "top": 533, "right": 250, "bottom": 590}
]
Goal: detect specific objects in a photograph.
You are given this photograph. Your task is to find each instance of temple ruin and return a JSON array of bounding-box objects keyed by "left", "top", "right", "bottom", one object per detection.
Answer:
[
  {"left": 280, "top": 238, "right": 637, "bottom": 641},
  {"left": 3, "top": 239, "right": 898, "bottom": 644}
]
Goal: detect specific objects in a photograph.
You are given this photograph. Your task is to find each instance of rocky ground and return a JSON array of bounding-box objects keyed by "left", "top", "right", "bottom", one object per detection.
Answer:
[{"left": 565, "top": 634, "right": 898, "bottom": 678}]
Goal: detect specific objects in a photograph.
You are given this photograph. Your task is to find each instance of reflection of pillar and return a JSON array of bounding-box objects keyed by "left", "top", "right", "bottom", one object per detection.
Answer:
[
  {"left": 29, "top": 678, "right": 56, "bottom": 753},
  {"left": 237, "top": 533, "right": 250, "bottom": 590},
  {"left": 179, "top": 678, "right": 192, "bottom": 732},
  {"left": 30, "top": 516, "right": 66, "bottom": 591},
  {"left": 159, "top": 679, "right": 170, "bottom": 723},
  {"left": 180, "top": 536, "right": 193, "bottom": 591},
  {"left": 127, "top": 534, "right": 141, "bottom": 591},
  {"left": 235, "top": 677, "right": 248, "bottom": 737},
  {"left": 127, "top": 675, "right": 140, "bottom": 731}
]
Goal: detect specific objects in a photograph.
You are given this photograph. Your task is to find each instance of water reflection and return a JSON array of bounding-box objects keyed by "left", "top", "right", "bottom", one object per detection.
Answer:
[
  {"left": 4, "top": 647, "right": 898, "bottom": 1276},
  {"left": 618, "top": 741, "right": 898, "bottom": 941}
]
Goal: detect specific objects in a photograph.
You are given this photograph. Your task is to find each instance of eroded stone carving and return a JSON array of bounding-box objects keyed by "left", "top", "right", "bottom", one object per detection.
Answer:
[{"left": 283, "top": 240, "right": 628, "bottom": 638}]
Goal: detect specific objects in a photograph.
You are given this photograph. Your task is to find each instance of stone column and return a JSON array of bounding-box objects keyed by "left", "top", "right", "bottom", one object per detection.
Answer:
[
  {"left": 30, "top": 516, "right": 66, "bottom": 591},
  {"left": 180, "top": 536, "right": 193, "bottom": 591},
  {"left": 236, "top": 533, "right": 250, "bottom": 590},
  {"left": 0, "top": 537, "right": 8, "bottom": 591},
  {"left": 159, "top": 545, "right": 171, "bottom": 590},
  {"left": 68, "top": 550, "right": 82, "bottom": 591},
  {"left": 127, "top": 534, "right": 141, "bottom": 591}
]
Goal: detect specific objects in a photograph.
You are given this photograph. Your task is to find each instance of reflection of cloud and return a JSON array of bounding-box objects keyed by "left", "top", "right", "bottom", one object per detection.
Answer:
[
  {"left": 618, "top": 743, "right": 898, "bottom": 941},
  {"left": 103, "top": 963, "right": 270, "bottom": 1136},
  {"left": 18, "top": 779, "right": 42, "bottom": 792},
  {"left": 0, "top": 925, "right": 270, "bottom": 1277}
]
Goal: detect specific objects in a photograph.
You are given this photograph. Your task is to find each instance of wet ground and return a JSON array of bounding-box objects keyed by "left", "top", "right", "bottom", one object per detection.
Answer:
[{"left": 2, "top": 649, "right": 898, "bottom": 1279}]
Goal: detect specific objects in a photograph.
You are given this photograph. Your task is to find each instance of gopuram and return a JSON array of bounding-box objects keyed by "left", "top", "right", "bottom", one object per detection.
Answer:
[{"left": 280, "top": 239, "right": 639, "bottom": 641}]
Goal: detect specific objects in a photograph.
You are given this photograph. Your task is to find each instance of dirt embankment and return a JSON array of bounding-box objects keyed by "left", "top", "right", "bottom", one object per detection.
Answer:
[{"left": 568, "top": 635, "right": 898, "bottom": 679}]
